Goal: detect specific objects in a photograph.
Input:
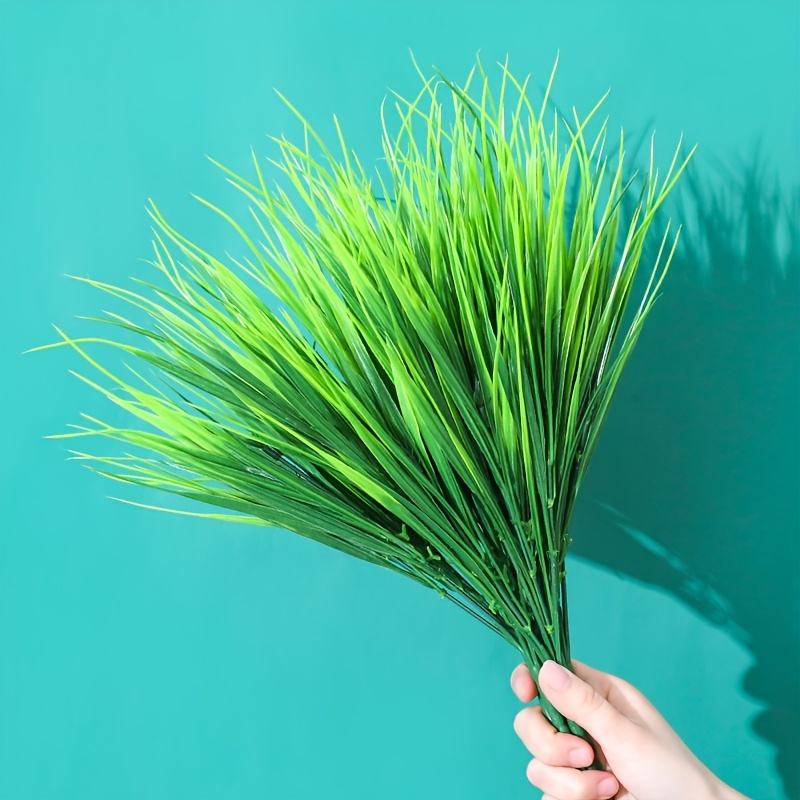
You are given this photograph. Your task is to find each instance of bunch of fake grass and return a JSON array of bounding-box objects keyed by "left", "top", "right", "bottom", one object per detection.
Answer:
[{"left": 35, "top": 56, "right": 692, "bottom": 757}]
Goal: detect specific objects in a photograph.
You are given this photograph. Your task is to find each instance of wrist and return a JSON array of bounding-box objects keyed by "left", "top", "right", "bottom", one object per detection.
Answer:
[{"left": 707, "top": 775, "right": 750, "bottom": 800}]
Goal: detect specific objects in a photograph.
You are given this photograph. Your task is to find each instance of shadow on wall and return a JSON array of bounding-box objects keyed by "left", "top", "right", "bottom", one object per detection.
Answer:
[{"left": 571, "top": 150, "right": 800, "bottom": 799}]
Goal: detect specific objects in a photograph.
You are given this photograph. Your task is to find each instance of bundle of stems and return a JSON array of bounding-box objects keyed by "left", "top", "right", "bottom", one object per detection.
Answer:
[{"left": 35, "top": 56, "right": 693, "bottom": 761}]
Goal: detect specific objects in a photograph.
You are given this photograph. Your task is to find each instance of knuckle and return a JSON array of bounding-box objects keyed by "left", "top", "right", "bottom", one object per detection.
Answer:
[
  {"left": 526, "top": 758, "right": 597, "bottom": 800},
  {"left": 579, "top": 683, "right": 607, "bottom": 714},
  {"left": 568, "top": 774, "right": 602, "bottom": 800},
  {"left": 613, "top": 674, "right": 645, "bottom": 704},
  {"left": 525, "top": 757, "right": 543, "bottom": 786},
  {"left": 533, "top": 722, "right": 562, "bottom": 763},
  {"left": 514, "top": 707, "right": 560, "bottom": 759},
  {"left": 514, "top": 706, "right": 572, "bottom": 764},
  {"left": 537, "top": 740, "right": 561, "bottom": 765},
  {"left": 513, "top": 707, "right": 530, "bottom": 737}
]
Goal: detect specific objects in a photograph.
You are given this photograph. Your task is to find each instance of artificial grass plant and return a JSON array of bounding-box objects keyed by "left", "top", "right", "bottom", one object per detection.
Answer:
[{"left": 35, "top": 55, "right": 693, "bottom": 760}]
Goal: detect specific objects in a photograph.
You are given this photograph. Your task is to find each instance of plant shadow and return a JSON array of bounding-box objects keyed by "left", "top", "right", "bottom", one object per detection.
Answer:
[{"left": 570, "top": 149, "right": 799, "bottom": 798}]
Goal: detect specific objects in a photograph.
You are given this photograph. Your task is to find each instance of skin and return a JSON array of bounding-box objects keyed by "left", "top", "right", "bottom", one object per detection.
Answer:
[{"left": 510, "top": 659, "right": 751, "bottom": 800}]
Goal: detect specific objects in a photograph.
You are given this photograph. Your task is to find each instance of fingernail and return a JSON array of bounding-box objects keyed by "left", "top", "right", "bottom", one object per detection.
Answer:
[
  {"left": 541, "top": 660, "right": 571, "bottom": 691},
  {"left": 510, "top": 674, "right": 521, "bottom": 695},
  {"left": 597, "top": 776, "right": 618, "bottom": 797},
  {"left": 568, "top": 747, "right": 593, "bottom": 768}
]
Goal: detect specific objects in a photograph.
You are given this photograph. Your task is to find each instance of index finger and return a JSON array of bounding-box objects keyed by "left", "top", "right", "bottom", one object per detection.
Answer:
[{"left": 510, "top": 662, "right": 538, "bottom": 702}]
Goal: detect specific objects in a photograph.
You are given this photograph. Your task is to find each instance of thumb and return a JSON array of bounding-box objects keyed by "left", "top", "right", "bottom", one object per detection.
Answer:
[{"left": 538, "top": 660, "right": 630, "bottom": 743}]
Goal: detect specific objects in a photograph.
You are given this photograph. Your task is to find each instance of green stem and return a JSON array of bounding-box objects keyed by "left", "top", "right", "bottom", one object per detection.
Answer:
[{"left": 517, "top": 629, "right": 603, "bottom": 770}]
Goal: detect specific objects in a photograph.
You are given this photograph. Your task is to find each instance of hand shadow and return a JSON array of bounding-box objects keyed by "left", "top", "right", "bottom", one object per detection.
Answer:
[{"left": 570, "top": 148, "right": 799, "bottom": 799}]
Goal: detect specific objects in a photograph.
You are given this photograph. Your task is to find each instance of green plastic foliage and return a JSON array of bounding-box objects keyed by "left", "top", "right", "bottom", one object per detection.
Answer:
[{"left": 35, "top": 55, "right": 693, "bottom": 749}]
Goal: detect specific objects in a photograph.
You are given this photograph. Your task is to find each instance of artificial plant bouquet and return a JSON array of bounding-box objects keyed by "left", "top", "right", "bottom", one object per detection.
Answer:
[{"left": 37, "top": 56, "right": 692, "bottom": 762}]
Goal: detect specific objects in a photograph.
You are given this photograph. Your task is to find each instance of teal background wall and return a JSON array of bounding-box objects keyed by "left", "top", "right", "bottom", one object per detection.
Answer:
[{"left": 2, "top": 2, "right": 798, "bottom": 799}]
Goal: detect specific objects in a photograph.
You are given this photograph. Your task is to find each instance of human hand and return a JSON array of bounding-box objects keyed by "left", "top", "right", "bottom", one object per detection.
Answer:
[{"left": 510, "top": 659, "right": 749, "bottom": 800}]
